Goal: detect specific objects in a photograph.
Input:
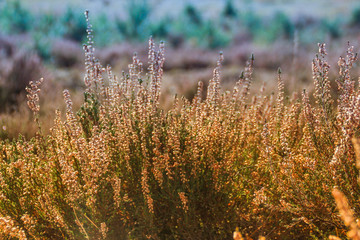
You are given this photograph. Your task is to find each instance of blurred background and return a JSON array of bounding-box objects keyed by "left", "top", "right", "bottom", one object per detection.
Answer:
[{"left": 0, "top": 0, "right": 360, "bottom": 139}]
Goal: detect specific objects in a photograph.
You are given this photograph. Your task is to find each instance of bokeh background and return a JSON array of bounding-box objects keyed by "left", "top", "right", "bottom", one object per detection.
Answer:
[{"left": 0, "top": 0, "right": 360, "bottom": 139}]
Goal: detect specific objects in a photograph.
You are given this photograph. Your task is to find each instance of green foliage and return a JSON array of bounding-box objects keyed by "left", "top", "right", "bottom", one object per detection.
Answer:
[
  {"left": 174, "top": 6, "right": 230, "bottom": 49},
  {"left": 322, "top": 18, "right": 342, "bottom": 39},
  {"left": 0, "top": 0, "right": 356, "bottom": 54},
  {"left": 223, "top": 0, "right": 238, "bottom": 18},
  {"left": 272, "top": 12, "right": 294, "bottom": 39},
  {"left": 61, "top": 7, "right": 87, "bottom": 42},
  {"left": 0, "top": 125, "right": 8, "bottom": 139},
  {"left": 35, "top": 13, "right": 63, "bottom": 37},
  {"left": 93, "top": 14, "right": 121, "bottom": 47},
  {"left": 249, "top": 12, "right": 295, "bottom": 44},
  {"left": 201, "top": 21, "right": 231, "bottom": 49},
  {"left": 32, "top": 32, "right": 52, "bottom": 60},
  {"left": 115, "top": 0, "right": 151, "bottom": 41},
  {"left": 0, "top": 0, "right": 32, "bottom": 34},
  {"left": 77, "top": 92, "right": 100, "bottom": 139},
  {"left": 149, "top": 17, "right": 172, "bottom": 39},
  {"left": 184, "top": 4, "right": 203, "bottom": 26},
  {"left": 240, "top": 10, "right": 262, "bottom": 39},
  {"left": 351, "top": 7, "right": 360, "bottom": 25}
]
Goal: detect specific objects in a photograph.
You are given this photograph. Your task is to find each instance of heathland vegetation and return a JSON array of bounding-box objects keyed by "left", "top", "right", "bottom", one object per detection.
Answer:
[
  {"left": 2, "top": 0, "right": 360, "bottom": 141},
  {"left": 1, "top": 8, "right": 360, "bottom": 239}
]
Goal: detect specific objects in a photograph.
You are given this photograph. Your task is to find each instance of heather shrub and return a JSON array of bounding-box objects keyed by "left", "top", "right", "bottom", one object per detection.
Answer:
[
  {"left": 1, "top": 11, "right": 360, "bottom": 240},
  {"left": 0, "top": 51, "right": 43, "bottom": 111},
  {"left": 98, "top": 43, "right": 139, "bottom": 67},
  {"left": 330, "top": 138, "right": 360, "bottom": 240},
  {"left": 7, "top": 51, "right": 42, "bottom": 95},
  {"left": 51, "top": 39, "right": 83, "bottom": 68},
  {"left": 0, "top": 35, "right": 15, "bottom": 58}
]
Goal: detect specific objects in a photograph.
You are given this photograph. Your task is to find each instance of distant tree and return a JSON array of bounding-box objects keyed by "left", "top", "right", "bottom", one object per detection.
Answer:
[{"left": 223, "top": 0, "right": 238, "bottom": 18}]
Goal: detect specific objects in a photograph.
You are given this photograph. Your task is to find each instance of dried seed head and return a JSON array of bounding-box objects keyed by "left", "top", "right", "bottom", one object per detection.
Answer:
[{"left": 26, "top": 78, "right": 43, "bottom": 114}]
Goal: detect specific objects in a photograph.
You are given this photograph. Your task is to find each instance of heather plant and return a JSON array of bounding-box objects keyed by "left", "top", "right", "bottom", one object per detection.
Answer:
[
  {"left": 330, "top": 138, "right": 360, "bottom": 240},
  {"left": 0, "top": 50, "right": 43, "bottom": 111},
  {"left": 2, "top": 11, "right": 360, "bottom": 240}
]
